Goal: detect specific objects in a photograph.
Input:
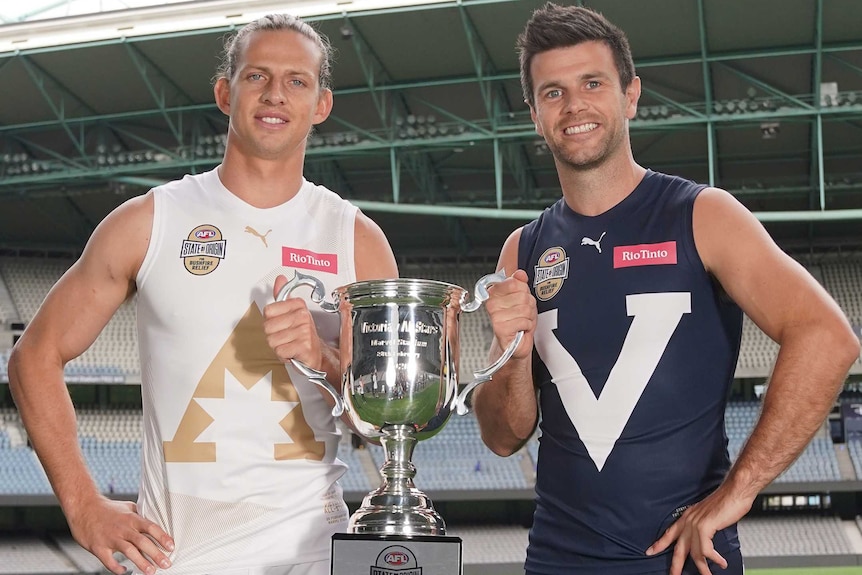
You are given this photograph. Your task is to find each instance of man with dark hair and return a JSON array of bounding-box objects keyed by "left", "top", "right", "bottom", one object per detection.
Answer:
[
  {"left": 473, "top": 3, "right": 859, "bottom": 575},
  {"left": 8, "top": 13, "right": 397, "bottom": 575}
]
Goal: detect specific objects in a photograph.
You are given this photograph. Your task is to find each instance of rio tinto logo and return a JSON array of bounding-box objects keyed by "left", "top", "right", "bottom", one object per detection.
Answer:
[
  {"left": 613, "top": 241, "right": 677, "bottom": 269},
  {"left": 282, "top": 247, "right": 338, "bottom": 273}
]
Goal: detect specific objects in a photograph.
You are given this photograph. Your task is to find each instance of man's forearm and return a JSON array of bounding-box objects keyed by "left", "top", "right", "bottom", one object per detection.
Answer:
[
  {"left": 320, "top": 342, "right": 342, "bottom": 388},
  {"left": 725, "top": 324, "right": 859, "bottom": 497},
  {"left": 473, "top": 356, "right": 538, "bottom": 456},
  {"left": 9, "top": 350, "right": 102, "bottom": 515}
]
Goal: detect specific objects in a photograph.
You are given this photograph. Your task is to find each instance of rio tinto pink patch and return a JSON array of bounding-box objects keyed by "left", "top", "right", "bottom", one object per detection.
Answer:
[
  {"left": 613, "top": 241, "right": 677, "bottom": 268},
  {"left": 282, "top": 247, "right": 338, "bottom": 273}
]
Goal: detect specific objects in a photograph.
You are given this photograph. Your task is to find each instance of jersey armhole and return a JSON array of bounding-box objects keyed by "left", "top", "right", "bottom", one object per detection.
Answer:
[
  {"left": 681, "top": 184, "right": 709, "bottom": 274},
  {"left": 135, "top": 189, "right": 162, "bottom": 290},
  {"left": 345, "top": 204, "right": 360, "bottom": 283}
]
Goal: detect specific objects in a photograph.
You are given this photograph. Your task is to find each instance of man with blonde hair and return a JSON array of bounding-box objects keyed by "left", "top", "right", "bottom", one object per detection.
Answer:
[{"left": 9, "top": 14, "right": 397, "bottom": 575}]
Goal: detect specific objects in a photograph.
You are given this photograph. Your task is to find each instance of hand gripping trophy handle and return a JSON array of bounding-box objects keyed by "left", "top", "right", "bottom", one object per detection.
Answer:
[
  {"left": 455, "top": 270, "right": 525, "bottom": 416},
  {"left": 275, "top": 272, "right": 344, "bottom": 418}
]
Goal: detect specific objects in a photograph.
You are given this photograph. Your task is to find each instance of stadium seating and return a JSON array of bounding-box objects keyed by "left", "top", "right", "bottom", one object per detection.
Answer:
[
  {"left": 3, "top": 255, "right": 859, "bottom": 384},
  {"left": 0, "top": 257, "right": 139, "bottom": 381},
  {"left": 2, "top": 398, "right": 849, "bottom": 498},
  {"left": 726, "top": 401, "right": 843, "bottom": 482},
  {"left": 819, "top": 258, "right": 862, "bottom": 372},
  {"left": 845, "top": 438, "right": 862, "bottom": 481},
  {"left": 448, "top": 525, "right": 529, "bottom": 566},
  {"left": 821, "top": 259, "right": 862, "bottom": 325},
  {"left": 0, "top": 537, "right": 83, "bottom": 574},
  {"left": 735, "top": 315, "right": 780, "bottom": 377},
  {"left": 0, "top": 257, "right": 69, "bottom": 323},
  {"left": 2, "top": 254, "right": 862, "bottom": 572},
  {"left": 0, "top": 350, "right": 8, "bottom": 384},
  {"left": 365, "top": 413, "right": 533, "bottom": 491},
  {"left": 0, "top": 277, "right": 17, "bottom": 326},
  {"left": 739, "top": 515, "right": 855, "bottom": 556}
]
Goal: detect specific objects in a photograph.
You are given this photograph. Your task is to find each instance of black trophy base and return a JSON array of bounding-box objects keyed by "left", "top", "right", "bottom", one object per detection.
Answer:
[{"left": 331, "top": 533, "right": 463, "bottom": 575}]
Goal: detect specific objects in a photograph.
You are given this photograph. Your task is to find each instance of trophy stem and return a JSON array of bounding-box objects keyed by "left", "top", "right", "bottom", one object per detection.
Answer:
[
  {"left": 347, "top": 424, "right": 446, "bottom": 535},
  {"left": 379, "top": 424, "right": 418, "bottom": 487}
]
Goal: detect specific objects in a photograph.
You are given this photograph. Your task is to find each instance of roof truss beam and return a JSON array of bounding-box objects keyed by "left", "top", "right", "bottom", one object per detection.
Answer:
[{"left": 18, "top": 55, "right": 94, "bottom": 161}]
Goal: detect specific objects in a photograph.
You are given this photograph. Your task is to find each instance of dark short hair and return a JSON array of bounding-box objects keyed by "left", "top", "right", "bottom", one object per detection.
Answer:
[
  {"left": 215, "top": 14, "right": 333, "bottom": 91},
  {"left": 517, "top": 2, "right": 635, "bottom": 107}
]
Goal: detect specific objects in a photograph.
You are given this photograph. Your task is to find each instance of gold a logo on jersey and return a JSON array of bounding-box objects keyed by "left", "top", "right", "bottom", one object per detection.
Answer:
[
  {"left": 534, "top": 247, "right": 569, "bottom": 301},
  {"left": 180, "top": 224, "right": 227, "bottom": 275},
  {"left": 163, "top": 302, "right": 325, "bottom": 463}
]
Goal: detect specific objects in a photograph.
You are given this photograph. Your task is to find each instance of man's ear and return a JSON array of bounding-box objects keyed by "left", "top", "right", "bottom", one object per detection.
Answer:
[
  {"left": 528, "top": 101, "right": 544, "bottom": 137},
  {"left": 625, "top": 76, "right": 641, "bottom": 120},
  {"left": 313, "top": 88, "right": 334, "bottom": 125},
  {"left": 214, "top": 77, "right": 230, "bottom": 116}
]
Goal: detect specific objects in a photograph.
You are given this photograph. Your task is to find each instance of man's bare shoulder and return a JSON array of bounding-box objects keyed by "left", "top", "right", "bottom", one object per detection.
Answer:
[
  {"left": 504, "top": 227, "right": 525, "bottom": 251},
  {"left": 97, "top": 192, "right": 154, "bottom": 228},
  {"left": 496, "top": 227, "right": 525, "bottom": 274},
  {"left": 79, "top": 192, "right": 155, "bottom": 283}
]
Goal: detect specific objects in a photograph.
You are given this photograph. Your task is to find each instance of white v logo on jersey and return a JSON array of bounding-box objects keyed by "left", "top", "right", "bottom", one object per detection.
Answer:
[{"left": 535, "top": 292, "right": 691, "bottom": 471}]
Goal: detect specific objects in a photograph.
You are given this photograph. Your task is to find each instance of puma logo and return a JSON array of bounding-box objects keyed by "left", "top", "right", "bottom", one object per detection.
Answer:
[
  {"left": 245, "top": 226, "right": 272, "bottom": 247},
  {"left": 581, "top": 231, "right": 606, "bottom": 253}
]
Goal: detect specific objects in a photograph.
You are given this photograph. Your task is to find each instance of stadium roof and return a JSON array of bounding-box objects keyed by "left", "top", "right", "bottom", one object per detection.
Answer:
[
  {"left": 0, "top": 0, "right": 187, "bottom": 23},
  {"left": 0, "top": 0, "right": 861, "bottom": 258}
]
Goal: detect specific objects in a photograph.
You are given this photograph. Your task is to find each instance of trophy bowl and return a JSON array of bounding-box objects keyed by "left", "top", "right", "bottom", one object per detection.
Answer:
[{"left": 278, "top": 272, "right": 522, "bottom": 536}]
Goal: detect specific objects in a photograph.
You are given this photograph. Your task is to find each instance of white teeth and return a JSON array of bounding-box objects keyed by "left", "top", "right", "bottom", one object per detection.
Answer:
[
  {"left": 261, "top": 117, "right": 285, "bottom": 124},
  {"left": 565, "top": 123, "right": 598, "bottom": 135}
]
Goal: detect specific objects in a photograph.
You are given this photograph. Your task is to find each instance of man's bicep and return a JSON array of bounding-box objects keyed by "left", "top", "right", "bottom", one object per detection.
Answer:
[
  {"left": 496, "top": 228, "right": 523, "bottom": 277},
  {"left": 25, "top": 267, "right": 125, "bottom": 364},
  {"left": 693, "top": 188, "right": 836, "bottom": 343},
  {"left": 20, "top": 196, "right": 151, "bottom": 364},
  {"left": 353, "top": 210, "right": 398, "bottom": 281}
]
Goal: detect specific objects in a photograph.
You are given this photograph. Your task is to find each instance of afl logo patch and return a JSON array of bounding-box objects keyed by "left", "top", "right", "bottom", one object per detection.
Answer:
[
  {"left": 180, "top": 225, "right": 227, "bottom": 276},
  {"left": 534, "top": 246, "right": 569, "bottom": 301},
  {"left": 372, "top": 545, "right": 421, "bottom": 575}
]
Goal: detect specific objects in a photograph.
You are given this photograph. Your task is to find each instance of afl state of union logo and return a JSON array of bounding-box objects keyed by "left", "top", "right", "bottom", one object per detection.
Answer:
[
  {"left": 370, "top": 545, "right": 422, "bottom": 575},
  {"left": 180, "top": 224, "right": 227, "bottom": 276},
  {"left": 533, "top": 246, "right": 569, "bottom": 301}
]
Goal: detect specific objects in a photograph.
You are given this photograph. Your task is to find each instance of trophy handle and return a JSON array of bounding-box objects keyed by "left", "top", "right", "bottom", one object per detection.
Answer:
[
  {"left": 455, "top": 270, "right": 525, "bottom": 415},
  {"left": 275, "top": 271, "right": 344, "bottom": 417}
]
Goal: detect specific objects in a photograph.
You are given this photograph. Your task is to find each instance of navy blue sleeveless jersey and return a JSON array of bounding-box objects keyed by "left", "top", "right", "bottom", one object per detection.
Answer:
[{"left": 518, "top": 170, "right": 744, "bottom": 574}]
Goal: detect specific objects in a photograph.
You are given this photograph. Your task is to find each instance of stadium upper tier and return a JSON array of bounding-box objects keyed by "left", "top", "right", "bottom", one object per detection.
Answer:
[{"left": 1, "top": 254, "right": 860, "bottom": 383}]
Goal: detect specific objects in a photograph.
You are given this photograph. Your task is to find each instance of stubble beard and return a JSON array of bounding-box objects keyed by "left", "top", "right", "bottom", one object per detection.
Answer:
[{"left": 547, "top": 123, "right": 624, "bottom": 172}]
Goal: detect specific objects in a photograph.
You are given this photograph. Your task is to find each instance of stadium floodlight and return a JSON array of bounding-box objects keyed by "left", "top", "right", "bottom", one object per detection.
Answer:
[{"left": 0, "top": 0, "right": 452, "bottom": 54}]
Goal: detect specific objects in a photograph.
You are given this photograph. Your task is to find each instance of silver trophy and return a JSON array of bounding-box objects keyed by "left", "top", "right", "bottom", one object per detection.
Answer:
[{"left": 277, "top": 272, "right": 522, "bottom": 536}]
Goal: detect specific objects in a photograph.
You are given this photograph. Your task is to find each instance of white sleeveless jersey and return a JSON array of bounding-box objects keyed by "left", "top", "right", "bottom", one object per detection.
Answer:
[{"left": 135, "top": 168, "right": 356, "bottom": 573}]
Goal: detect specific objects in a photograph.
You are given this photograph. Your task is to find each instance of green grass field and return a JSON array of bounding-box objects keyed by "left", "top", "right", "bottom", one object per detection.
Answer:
[{"left": 749, "top": 568, "right": 862, "bottom": 575}]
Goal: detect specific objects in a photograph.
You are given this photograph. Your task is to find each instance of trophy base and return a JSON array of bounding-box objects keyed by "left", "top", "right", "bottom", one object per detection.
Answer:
[
  {"left": 331, "top": 533, "right": 462, "bottom": 575},
  {"left": 348, "top": 487, "right": 446, "bottom": 535}
]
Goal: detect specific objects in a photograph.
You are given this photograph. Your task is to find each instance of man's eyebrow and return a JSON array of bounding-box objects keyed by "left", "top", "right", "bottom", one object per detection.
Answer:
[
  {"left": 535, "top": 80, "right": 563, "bottom": 93},
  {"left": 536, "top": 71, "right": 611, "bottom": 92},
  {"left": 240, "top": 64, "right": 314, "bottom": 77},
  {"left": 579, "top": 71, "right": 611, "bottom": 81},
  {"left": 241, "top": 64, "right": 271, "bottom": 73}
]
